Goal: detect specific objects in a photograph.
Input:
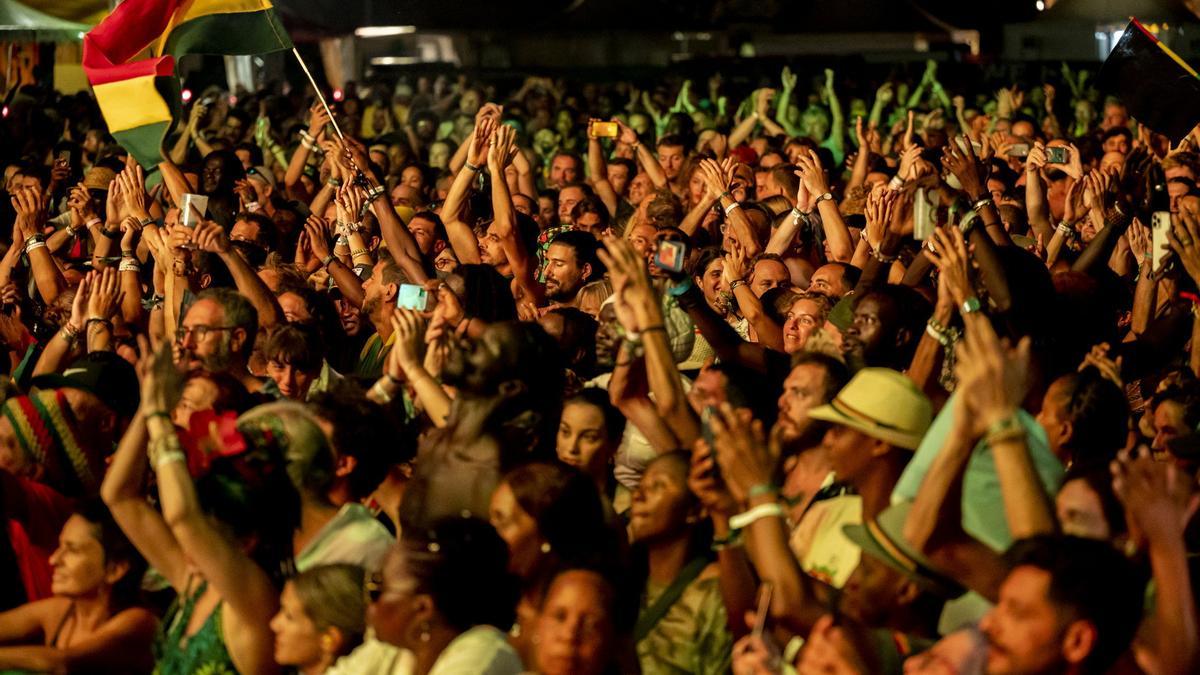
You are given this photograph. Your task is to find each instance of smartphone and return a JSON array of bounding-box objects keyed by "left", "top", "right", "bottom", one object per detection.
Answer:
[
  {"left": 1046, "top": 146, "right": 1069, "bottom": 164},
  {"left": 588, "top": 119, "right": 618, "bottom": 139},
  {"left": 1009, "top": 143, "right": 1030, "bottom": 158},
  {"left": 396, "top": 283, "right": 430, "bottom": 311},
  {"left": 654, "top": 239, "right": 687, "bottom": 273},
  {"left": 1152, "top": 211, "right": 1172, "bottom": 274},
  {"left": 180, "top": 194, "right": 209, "bottom": 228},
  {"left": 700, "top": 406, "right": 720, "bottom": 480},
  {"left": 913, "top": 187, "right": 936, "bottom": 241},
  {"left": 752, "top": 582, "right": 774, "bottom": 641}
]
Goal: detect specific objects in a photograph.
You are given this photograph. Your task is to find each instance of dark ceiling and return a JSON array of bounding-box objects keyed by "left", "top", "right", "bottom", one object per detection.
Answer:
[{"left": 279, "top": 0, "right": 1040, "bottom": 36}]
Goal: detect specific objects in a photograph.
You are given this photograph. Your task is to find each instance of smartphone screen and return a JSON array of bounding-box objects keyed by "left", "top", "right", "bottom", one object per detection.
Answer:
[
  {"left": 396, "top": 283, "right": 429, "bottom": 311},
  {"left": 654, "top": 240, "right": 687, "bottom": 273},
  {"left": 1152, "top": 211, "right": 1172, "bottom": 274},
  {"left": 1046, "top": 147, "right": 1068, "bottom": 164},
  {"left": 588, "top": 120, "right": 618, "bottom": 139},
  {"left": 1009, "top": 143, "right": 1030, "bottom": 158}
]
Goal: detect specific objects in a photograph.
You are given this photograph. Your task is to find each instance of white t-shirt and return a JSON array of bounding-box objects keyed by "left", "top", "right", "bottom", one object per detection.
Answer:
[{"left": 295, "top": 502, "right": 394, "bottom": 573}]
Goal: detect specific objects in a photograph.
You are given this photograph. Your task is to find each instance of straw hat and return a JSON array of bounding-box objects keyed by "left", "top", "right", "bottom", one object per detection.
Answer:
[
  {"left": 81, "top": 167, "right": 115, "bottom": 191},
  {"left": 843, "top": 501, "right": 965, "bottom": 599},
  {"left": 807, "top": 367, "right": 932, "bottom": 450}
]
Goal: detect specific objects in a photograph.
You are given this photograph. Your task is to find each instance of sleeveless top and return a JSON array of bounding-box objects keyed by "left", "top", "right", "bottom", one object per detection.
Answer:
[{"left": 153, "top": 580, "right": 236, "bottom": 675}]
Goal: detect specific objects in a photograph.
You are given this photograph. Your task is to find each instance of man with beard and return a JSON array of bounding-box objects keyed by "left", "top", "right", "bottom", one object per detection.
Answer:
[
  {"left": 353, "top": 257, "right": 408, "bottom": 380},
  {"left": 841, "top": 285, "right": 930, "bottom": 372},
  {"left": 774, "top": 353, "right": 850, "bottom": 521},
  {"left": 176, "top": 287, "right": 262, "bottom": 393},
  {"left": 543, "top": 230, "right": 602, "bottom": 309}
]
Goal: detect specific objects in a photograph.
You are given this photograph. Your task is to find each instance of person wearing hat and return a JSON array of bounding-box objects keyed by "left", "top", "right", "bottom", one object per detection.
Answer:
[
  {"left": 785, "top": 502, "right": 970, "bottom": 675},
  {"left": 30, "top": 351, "right": 141, "bottom": 456},
  {"left": 789, "top": 367, "right": 932, "bottom": 589},
  {"left": 841, "top": 502, "right": 965, "bottom": 636},
  {"left": 0, "top": 389, "right": 105, "bottom": 603}
]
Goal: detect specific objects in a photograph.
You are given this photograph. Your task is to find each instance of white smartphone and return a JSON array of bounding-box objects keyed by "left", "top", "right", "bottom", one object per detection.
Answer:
[{"left": 1152, "top": 211, "right": 1171, "bottom": 274}]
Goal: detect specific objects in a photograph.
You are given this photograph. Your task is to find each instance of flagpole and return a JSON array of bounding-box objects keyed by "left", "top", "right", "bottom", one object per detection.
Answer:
[{"left": 290, "top": 47, "right": 345, "bottom": 142}]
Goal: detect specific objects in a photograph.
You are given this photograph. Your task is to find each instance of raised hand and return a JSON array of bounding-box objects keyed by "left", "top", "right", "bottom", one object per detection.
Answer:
[
  {"left": 190, "top": 220, "right": 231, "bottom": 255},
  {"left": 923, "top": 226, "right": 973, "bottom": 308},
  {"left": 87, "top": 267, "right": 124, "bottom": 321},
  {"left": 388, "top": 308, "right": 428, "bottom": 376},
  {"left": 688, "top": 440, "right": 739, "bottom": 518},
  {"left": 1166, "top": 207, "right": 1200, "bottom": 283},
  {"left": 864, "top": 187, "right": 898, "bottom": 252},
  {"left": 698, "top": 157, "right": 732, "bottom": 197},
  {"left": 466, "top": 116, "right": 495, "bottom": 168},
  {"left": 69, "top": 271, "right": 93, "bottom": 333},
  {"left": 304, "top": 215, "right": 333, "bottom": 261},
  {"left": 120, "top": 216, "right": 143, "bottom": 253},
  {"left": 941, "top": 135, "right": 986, "bottom": 198},
  {"left": 487, "top": 122, "right": 518, "bottom": 173},
  {"left": 708, "top": 403, "right": 773, "bottom": 504},
  {"left": 614, "top": 117, "right": 639, "bottom": 146},
  {"left": 794, "top": 149, "right": 830, "bottom": 196},
  {"left": 723, "top": 237, "right": 749, "bottom": 285},
  {"left": 307, "top": 100, "right": 331, "bottom": 138},
  {"left": 954, "top": 311, "right": 1033, "bottom": 437},
  {"left": 754, "top": 88, "right": 776, "bottom": 118},
  {"left": 1079, "top": 342, "right": 1124, "bottom": 388},
  {"left": 1111, "top": 447, "right": 1198, "bottom": 545}
]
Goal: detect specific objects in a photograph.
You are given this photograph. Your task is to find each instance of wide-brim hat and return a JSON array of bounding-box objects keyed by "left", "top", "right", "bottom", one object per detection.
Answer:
[
  {"left": 807, "top": 367, "right": 931, "bottom": 450},
  {"left": 843, "top": 501, "right": 966, "bottom": 600}
]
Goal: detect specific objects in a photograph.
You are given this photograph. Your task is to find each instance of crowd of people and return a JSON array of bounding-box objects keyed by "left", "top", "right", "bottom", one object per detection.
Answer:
[{"left": 0, "top": 55, "right": 1196, "bottom": 674}]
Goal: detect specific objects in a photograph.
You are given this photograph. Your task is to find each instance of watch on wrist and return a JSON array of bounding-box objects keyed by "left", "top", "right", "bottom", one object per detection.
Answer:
[{"left": 814, "top": 192, "right": 834, "bottom": 205}]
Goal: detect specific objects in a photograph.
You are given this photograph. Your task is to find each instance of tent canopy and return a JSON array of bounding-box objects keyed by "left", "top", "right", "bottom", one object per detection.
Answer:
[{"left": 0, "top": 0, "right": 91, "bottom": 42}]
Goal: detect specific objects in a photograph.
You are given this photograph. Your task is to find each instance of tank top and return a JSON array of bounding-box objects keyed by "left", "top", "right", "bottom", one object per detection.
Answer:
[{"left": 153, "top": 580, "right": 236, "bottom": 675}]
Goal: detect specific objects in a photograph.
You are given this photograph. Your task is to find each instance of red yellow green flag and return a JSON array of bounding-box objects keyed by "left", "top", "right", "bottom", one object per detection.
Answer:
[{"left": 83, "top": 0, "right": 292, "bottom": 169}]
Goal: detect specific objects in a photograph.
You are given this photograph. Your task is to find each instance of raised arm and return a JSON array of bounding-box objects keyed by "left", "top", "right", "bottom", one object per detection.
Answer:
[
  {"left": 12, "top": 188, "right": 66, "bottom": 304},
  {"left": 139, "top": 344, "right": 280, "bottom": 674},
  {"left": 608, "top": 352, "right": 680, "bottom": 453},
  {"left": 1023, "top": 143, "right": 1054, "bottom": 242},
  {"left": 339, "top": 139, "right": 428, "bottom": 285},
  {"left": 489, "top": 124, "right": 542, "bottom": 303},
  {"left": 702, "top": 158, "right": 762, "bottom": 258},
  {"left": 191, "top": 220, "right": 282, "bottom": 329},
  {"left": 101, "top": 404, "right": 190, "bottom": 593},
  {"left": 600, "top": 236, "right": 701, "bottom": 446},
  {"left": 1113, "top": 451, "right": 1199, "bottom": 675},
  {"left": 796, "top": 149, "right": 852, "bottom": 262},
  {"left": 440, "top": 118, "right": 493, "bottom": 266},
  {"left": 616, "top": 118, "right": 667, "bottom": 189},
  {"left": 586, "top": 130, "right": 619, "bottom": 216},
  {"left": 710, "top": 404, "right": 831, "bottom": 636}
]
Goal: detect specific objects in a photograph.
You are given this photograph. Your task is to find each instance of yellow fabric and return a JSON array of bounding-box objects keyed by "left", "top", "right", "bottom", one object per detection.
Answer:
[
  {"left": 155, "top": 0, "right": 277, "bottom": 56},
  {"left": 789, "top": 494, "right": 863, "bottom": 589},
  {"left": 92, "top": 75, "right": 171, "bottom": 132}
]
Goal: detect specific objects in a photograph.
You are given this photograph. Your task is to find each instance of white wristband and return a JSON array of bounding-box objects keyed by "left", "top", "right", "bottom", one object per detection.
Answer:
[
  {"left": 729, "top": 502, "right": 784, "bottom": 531},
  {"left": 723, "top": 201, "right": 741, "bottom": 216}
]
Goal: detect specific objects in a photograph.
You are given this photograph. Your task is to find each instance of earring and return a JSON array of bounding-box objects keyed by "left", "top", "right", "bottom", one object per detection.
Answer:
[
  {"left": 540, "top": 541, "right": 552, "bottom": 554},
  {"left": 419, "top": 622, "right": 432, "bottom": 643}
]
